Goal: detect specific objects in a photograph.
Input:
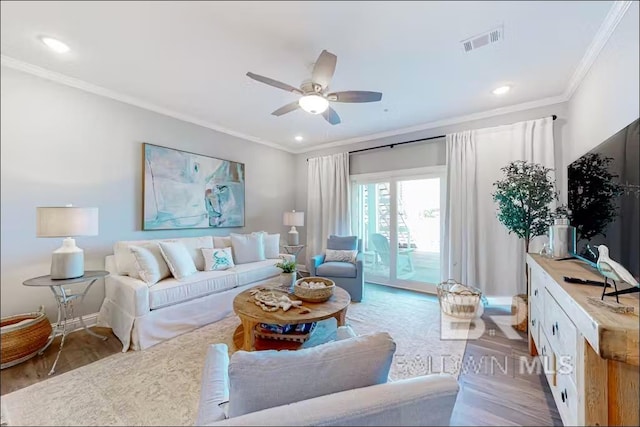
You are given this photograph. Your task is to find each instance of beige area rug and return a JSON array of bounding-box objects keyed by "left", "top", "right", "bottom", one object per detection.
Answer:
[{"left": 1, "top": 286, "right": 467, "bottom": 426}]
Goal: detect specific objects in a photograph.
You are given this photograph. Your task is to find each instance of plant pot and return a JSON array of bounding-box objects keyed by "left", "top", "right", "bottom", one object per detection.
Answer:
[{"left": 280, "top": 272, "right": 296, "bottom": 291}]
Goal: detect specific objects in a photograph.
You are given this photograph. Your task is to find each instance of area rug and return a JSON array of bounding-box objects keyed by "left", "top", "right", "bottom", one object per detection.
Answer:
[{"left": 1, "top": 286, "right": 467, "bottom": 426}]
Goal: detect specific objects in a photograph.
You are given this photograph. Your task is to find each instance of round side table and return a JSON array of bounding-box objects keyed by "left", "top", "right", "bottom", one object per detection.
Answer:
[{"left": 23, "top": 270, "right": 109, "bottom": 375}]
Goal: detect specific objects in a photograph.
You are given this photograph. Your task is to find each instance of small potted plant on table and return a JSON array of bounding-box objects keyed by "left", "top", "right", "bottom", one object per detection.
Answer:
[{"left": 275, "top": 257, "right": 297, "bottom": 291}]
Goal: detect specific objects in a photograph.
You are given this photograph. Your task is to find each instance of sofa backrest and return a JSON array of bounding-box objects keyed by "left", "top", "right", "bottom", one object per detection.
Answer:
[{"left": 113, "top": 236, "right": 214, "bottom": 276}]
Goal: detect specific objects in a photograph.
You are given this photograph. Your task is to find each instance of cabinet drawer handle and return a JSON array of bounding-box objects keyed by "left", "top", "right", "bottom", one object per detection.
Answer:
[
  {"left": 534, "top": 289, "right": 538, "bottom": 296},
  {"left": 542, "top": 345, "right": 546, "bottom": 355},
  {"left": 561, "top": 389, "right": 568, "bottom": 403},
  {"left": 531, "top": 318, "right": 536, "bottom": 326},
  {"left": 552, "top": 324, "right": 556, "bottom": 335}
]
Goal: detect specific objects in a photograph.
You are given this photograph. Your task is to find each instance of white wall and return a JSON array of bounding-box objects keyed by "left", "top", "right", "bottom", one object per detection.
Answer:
[
  {"left": 0, "top": 66, "right": 295, "bottom": 320},
  {"left": 294, "top": 102, "right": 569, "bottom": 260},
  {"left": 565, "top": 1, "right": 639, "bottom": 168}
]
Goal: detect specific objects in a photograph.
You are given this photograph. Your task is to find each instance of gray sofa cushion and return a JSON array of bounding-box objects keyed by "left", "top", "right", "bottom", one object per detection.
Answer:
[
  {"left": 227, "top": 332, "right": 396, "bottom": 418},
  {"left": 317, "top": 261, "right": 357, "bottom": 278},
  {"left": 327, "top": 235, "right": 358, "bottom": 250}
]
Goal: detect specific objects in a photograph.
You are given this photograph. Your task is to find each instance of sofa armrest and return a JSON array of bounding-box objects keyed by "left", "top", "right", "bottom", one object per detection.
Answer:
[
  {"left": 277, "top": 253, "right": 295, "bottom": 262},
  {"left": 309, "top": 254, "right": 325, "bottom": 276},
  {"left": 204, "top": 374, "right": 459, "bottom": 426},
  {"left": 105, "top": 274, "right": 150, "bottom": 316},
  {"left": 196, "top": 344, "right": 230, "bottom": 426}
]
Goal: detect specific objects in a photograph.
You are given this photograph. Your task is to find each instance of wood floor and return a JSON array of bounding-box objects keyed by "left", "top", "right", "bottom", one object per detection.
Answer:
[{"left": 1, "top": 285, "right": 562, "bottom": 426}]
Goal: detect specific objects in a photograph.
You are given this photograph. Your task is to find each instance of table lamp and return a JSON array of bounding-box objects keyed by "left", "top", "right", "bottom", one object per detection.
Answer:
[
  {"left": 283, "top": 210, "right": 304, "bottom": 245},
  {"left": 36, "top": 206, "right": 99, "bottom": 279}
]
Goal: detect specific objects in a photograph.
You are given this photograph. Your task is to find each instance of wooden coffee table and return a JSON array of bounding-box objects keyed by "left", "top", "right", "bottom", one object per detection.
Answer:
[{"left": 233, "top": 285, "right": 351, "bottom": 351}]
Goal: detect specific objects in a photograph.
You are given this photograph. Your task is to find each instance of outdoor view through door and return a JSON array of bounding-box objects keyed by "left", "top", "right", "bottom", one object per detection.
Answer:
[{"left": 353, "top": 169, "right": 444, "bottom": 293}]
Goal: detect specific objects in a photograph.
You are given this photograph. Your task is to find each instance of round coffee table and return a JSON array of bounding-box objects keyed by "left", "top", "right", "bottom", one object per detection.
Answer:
[{"left": 233, "top": 285, "right": 350, "bottom": 351}]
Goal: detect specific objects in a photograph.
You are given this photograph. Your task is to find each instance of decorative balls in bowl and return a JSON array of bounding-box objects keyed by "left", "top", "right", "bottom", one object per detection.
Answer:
[{"left": 294, "top": 277, "right": 335, "bottom": 303}]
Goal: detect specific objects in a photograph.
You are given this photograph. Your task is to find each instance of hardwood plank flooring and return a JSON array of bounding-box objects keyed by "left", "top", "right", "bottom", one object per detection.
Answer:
[
  {"left": 0, "top": 326, "right": 121, "bottom": 396},
  {"left": 1, "top": 285, "right": 562, "bottom": 426}
]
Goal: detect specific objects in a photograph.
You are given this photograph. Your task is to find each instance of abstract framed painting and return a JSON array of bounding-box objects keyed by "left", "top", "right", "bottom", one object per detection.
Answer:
[{"left": 142, "top": 143, "right": 245, "bottom": 230}]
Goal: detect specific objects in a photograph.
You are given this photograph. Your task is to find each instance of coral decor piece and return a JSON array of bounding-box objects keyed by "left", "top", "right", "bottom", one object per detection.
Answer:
[{"left": 249, "top": 288, "right": 303, "bottom": 312}]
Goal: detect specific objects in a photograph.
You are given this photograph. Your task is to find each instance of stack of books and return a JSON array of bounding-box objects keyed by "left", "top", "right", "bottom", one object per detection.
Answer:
[{"left": 254, "top": 322, "right": 317, "bottom": 343}]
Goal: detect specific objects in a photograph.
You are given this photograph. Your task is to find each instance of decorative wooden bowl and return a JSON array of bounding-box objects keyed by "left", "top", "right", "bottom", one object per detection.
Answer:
[
  {"left": 294, "top": 277, "right": 335, "bottom": 303},
  {"left": 1, "top": 309, "right": 52, "bottom": 369}
]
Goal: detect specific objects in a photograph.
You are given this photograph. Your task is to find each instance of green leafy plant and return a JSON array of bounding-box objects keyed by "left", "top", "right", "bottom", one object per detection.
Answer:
[
  {"left": 492, "top": 160, "right": 557, "bottom": 254},
  {"left": 275, "top": 258, "right": 297, "bottom": 273},
  {"left": 567, "top": 153, "right": 623, "bottom": 244}
]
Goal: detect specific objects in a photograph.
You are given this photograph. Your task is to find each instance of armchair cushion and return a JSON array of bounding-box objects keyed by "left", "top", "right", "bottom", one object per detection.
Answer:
[
  {"left": 325, "top": 249, "right": 357, "bottom": 264},
  {"left": 316, "top": 261, "right": 357, "bottom": 278},
  {"left": 227, "top": 332, "right": 396, "bottom": 418},
  {"left": 327, "top": 235, "right": 358, "bottom": 251}
]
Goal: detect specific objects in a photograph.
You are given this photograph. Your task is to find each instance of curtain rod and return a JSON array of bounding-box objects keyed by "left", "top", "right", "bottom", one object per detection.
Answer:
[{"left": 306, "top": 114, "right": 556, "bottom": 160}]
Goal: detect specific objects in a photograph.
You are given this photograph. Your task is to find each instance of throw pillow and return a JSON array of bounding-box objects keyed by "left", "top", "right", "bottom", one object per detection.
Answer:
[
  {"left": 129, "top": 243, "right": 171, "bottom": 286},
  {"left": 327, "top": 235, "right": 358, "bottom": 251},
  {"left": 158, "top": 241, "right": 198, "bottom": 279},
  {"left": 230, "top": 233, "right": 265, "bottom": 264},
  {"left": 251, "top": 231, "right": 280, "bottom": 259},
  {"left": 202, "top": 247, "right": 235, "bottom": 271},
  {"left": 213, "top": 236, "right": 232, "bottom": 248},
  {"left": 227, "top": 332, "right": 396, "bottom": 417},
  {"left": 325, "top": 249, "right": 358, "bottom": 264}
]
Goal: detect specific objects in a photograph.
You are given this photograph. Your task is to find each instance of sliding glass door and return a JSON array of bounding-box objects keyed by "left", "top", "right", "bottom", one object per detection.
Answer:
[{"left": 353, "top": 167, "right": 445, "bottom": 293}]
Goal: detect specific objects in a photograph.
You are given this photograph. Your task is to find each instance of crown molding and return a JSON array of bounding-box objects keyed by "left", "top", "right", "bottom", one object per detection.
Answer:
[
  {"left": 0, "top": 55, "right": 295, "bottom": 153},
  {"left": 291, "top": 94, "right": 567, "bottom": 154},
  {"left": 563, "top": 0, "right": 632, "bottom": 100}
]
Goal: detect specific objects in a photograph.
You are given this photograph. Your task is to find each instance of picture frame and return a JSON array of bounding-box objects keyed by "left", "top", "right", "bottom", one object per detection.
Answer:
[{"left": 142, "top": 143, "right": 245, "bottom": 230}]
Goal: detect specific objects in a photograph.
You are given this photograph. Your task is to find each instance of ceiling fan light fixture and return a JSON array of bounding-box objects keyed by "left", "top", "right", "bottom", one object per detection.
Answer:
[{"left": 298, "top": 95, "right": 329, "bottom": 115}]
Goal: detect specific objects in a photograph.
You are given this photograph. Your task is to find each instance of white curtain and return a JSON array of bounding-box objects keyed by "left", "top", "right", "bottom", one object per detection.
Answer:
[
  {"left": 442, "top": 117, "right": 555, "bottom": 296},
  {"left": 306, "top": 152, "right": 351, "bottom": 265}
]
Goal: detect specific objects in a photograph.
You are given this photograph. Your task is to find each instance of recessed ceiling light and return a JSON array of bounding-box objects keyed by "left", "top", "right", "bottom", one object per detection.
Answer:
[
  {"left": 39, "top": 36, "right": 70, "bottom": 53},
  {"left": 294, "top": 135, "right": 304, "bottom": 142},
  {"left": 492, "top": 85, "right": 511, "bottom": 95}
]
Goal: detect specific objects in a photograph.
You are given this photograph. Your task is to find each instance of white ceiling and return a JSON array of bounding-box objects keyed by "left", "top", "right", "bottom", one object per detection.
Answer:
[{"left": 0, "top": 1, "right": 616, "bottom": 152}]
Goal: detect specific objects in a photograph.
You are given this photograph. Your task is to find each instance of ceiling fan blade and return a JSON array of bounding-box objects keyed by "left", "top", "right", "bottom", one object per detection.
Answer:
[
  {"left": 246, "top": 72, "right": 302, "bottom": 94},
  {"left": 322, "top": 107, "right": 341, "bottom": 125},
  {"left": 312, "top": 50, "right": 337, "bottom": 89},
  {"left": 271, "top": 101, "right": 300, "bottom": 116},
  {"left": 327, "top": 91, "right": 383, "bottom": 103}
]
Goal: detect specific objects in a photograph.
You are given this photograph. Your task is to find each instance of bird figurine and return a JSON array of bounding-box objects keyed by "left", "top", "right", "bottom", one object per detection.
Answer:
[{"left": 596, "top": 245, "right": 639, "bottom": 302}]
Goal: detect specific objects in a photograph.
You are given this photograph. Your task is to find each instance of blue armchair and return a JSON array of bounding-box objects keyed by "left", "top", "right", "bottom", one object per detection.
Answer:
[{"left": 309, "top": 235, "right": 364, "bottom": 302}]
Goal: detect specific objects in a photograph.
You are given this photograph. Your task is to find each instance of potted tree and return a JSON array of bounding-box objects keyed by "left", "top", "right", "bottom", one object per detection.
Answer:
[
  {"left": 493, "top": 160, "right": 557, "bottom": 331},
  {"left": 275, "top": 258, "right": 297, "bottom": 291}
]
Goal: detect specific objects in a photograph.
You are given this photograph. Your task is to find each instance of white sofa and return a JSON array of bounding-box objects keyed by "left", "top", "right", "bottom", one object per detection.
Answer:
[{"left": 98, "top": 235, "right": 292, "bottom": 351}]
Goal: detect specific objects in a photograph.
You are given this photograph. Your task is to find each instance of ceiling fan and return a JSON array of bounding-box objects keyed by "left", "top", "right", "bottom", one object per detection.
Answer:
[{"left": 246, "top": 50, "right": 382, "bottom": 125}]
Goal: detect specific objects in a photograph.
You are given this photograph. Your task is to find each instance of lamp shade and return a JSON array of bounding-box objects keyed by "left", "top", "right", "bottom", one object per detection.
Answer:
[
  {"left": 283, "top": 211, "right": 304, "bottom": 227},
  {"left": 36, "top": 207, "right": 99, "bottom": 237}
]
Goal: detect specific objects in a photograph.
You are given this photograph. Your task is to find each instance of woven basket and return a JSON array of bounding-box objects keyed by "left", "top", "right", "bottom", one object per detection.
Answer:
[
  {"left": 437, "top": 280, "right": 483, "bottom": 319},
  {"left": 1, "top": 308, "right": 52, "bottom": 369},
  {"left": 294, "top": 277, "right": 335, "bottom": 303}
]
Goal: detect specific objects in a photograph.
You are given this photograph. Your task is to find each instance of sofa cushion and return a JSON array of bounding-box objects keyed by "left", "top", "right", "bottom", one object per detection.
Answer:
[
  {"left": 148, "top": 270, "right": 238, "bottom": 310},
  {"left": 130, "top": 243, "right": 171, "bottom": 286},
  {"left": 230, "top": 233, "right": 265, "bottom": 264},
  {"left": 114, "top": 236, "right": 214, "bottom": 276},
  {"left": 327, "top": 235, "right": 358, "bottom": 251},
  {"left": 230, "top": 259, "right": 281, "bottom": 286},
  {"left": 252, "top": 232, "right": 280, "bottom": 259},
  {"left": 227, "top": 332, "right": 396, "bottom": 418},
  {"left": 317, "top": 261, "right": 357, "bottom": 278},
  {"left": 202, "top": 247, "right": 235, "bottom": 271},
  {"left": 159, "top": 241, "right": 198, "bottom": 279}
]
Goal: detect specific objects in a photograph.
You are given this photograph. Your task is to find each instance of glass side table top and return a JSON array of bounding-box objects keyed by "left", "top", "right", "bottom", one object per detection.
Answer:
[{"left": 23, "top": 270, "right": 109, "bottom": 286}]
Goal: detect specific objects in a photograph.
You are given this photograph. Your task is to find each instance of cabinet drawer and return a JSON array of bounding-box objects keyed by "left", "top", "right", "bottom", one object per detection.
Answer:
[
  {"left": 538, "top": 328, "right": 556, "bottom": 386},
  {"left": 529, "top": 267, "right": 544, "bottom": 313},
  {"left": 529, "top": 305, "right": 541, "bottom": 347},
  {"left": 544, "top": 290, "right": 577, "bottom": 385},
  {"left": 553, "top": 361, "right": 578, "bottom": 426}
]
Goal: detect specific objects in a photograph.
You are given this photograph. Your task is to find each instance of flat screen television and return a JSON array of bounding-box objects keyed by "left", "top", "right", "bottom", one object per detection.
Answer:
[{"left": 567, "top": 118, "right": 639, "bottom": 280}]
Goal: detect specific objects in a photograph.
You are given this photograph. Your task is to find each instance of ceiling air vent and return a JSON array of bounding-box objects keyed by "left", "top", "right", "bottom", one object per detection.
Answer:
[{"left": 461, "top": 25, "right": 503, "bottom": 53}]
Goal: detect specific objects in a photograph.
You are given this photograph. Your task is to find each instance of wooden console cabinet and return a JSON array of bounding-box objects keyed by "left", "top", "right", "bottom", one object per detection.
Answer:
[{"left": 527, "top": 254, "right": 639, "bottom": 426}]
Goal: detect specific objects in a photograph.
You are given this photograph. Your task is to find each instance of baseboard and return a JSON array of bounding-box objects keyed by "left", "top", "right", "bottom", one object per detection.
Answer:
[{"left": 51, "top": 312, "right": 99, "bottom": 335}]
